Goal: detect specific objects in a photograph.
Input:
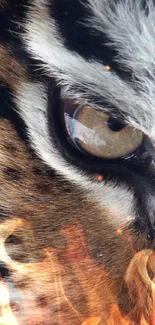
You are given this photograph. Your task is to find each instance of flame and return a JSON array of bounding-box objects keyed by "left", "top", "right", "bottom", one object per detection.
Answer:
[
  {"left": 140, "top": 315, "right": 150, "bottom": 325},
  {"left": 81, "top": 317, "right": 101, "bottom": 325},
  {"left": 106, "top": 304, "right": 130, "bottom": 325},
  {"left": 0, "top": 218, "right": 154, "bottom": 324},
  {"left": 104, "top": 304, "right": 150, "bottom": 325}
]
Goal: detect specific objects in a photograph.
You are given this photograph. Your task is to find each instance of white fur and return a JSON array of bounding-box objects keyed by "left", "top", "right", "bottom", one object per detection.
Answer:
[
  {"left": 22, "top": 0, "right": 155, "bottom": 140},
  {"left": 86, "top": 0, "right": 155, "bottom": 134}
]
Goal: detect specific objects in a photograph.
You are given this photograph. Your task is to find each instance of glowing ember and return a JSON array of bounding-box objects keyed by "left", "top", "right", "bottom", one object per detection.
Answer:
[
  {"left": 97, "top": 175, "right": 104, "bottom": 182},
  {"left": 116, "top": 228, "right": 123, "bottom": 235},
  {"left": 105, "top": 65, "right": 111, "bottom": 71}
]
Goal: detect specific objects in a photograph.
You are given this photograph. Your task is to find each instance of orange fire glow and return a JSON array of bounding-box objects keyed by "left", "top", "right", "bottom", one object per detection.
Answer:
[
  {"left": 0, "top": 217, "right": 155, "bottom": 324},
  {"left": 81, "top": 317, "right": 101, "bottom": 325},
  {"left": 104, "top": 304, "right": 150, "bottom": 325}
]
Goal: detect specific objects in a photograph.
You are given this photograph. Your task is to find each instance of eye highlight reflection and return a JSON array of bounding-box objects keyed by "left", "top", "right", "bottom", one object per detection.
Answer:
[{"left": 64, "top": 104, "right": 143, "bottom": 159}]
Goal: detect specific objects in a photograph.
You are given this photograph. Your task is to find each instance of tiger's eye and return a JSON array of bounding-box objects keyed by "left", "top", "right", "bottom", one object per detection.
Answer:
[{"left": 64, "top": 105, "right": 143, "bottom": 159}]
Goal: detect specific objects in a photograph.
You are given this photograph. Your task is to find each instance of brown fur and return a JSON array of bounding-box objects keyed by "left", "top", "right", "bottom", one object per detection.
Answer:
[
  {"left": 0, "top": 118, "right": 154, "bottom": 323},
  {"left": 0, "top": 46, "right": 27, "bottom": 89},
  {"left": 0, "top": 2, "right": 154, "bottom": 323}
]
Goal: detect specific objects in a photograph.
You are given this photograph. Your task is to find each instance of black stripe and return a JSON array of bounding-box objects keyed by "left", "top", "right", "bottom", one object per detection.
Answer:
[
  {"left": 51, "top": 0, "right": 131, "bottom": 80},
  {"left": 0, "top": 85, "right": 28, "bottom": 142},
  {"left": 0, "top": 0, "right": 41, "bottom": 76},
  {"left": 0, "top": 262, "right": 9, "bottom": 279},
  {"left": 0, "top": 0, "right": 28, "bottom": 44}
]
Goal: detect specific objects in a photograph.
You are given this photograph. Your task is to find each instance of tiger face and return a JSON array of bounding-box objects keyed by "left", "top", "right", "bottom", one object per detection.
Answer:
[{"left": 0, "top": 1, "right": 155, "bottom": 324}]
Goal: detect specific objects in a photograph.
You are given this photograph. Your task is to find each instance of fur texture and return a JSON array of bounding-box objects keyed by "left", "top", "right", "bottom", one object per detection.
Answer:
[
  {"left": 0, "top": 1, "right": 155, "bottom": 324},
  {"left": 24, "top": 0, "right": 155, "bottom": 137}
]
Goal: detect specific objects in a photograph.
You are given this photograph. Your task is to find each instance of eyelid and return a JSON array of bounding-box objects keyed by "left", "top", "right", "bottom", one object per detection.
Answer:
[{"left": 60, "top": 94, "right": 126, "bottom": 125}]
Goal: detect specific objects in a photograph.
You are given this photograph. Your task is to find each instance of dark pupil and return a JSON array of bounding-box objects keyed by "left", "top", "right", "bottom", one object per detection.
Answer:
[{"left": 107, "top": 117, "right": 125, "bottom": 132}]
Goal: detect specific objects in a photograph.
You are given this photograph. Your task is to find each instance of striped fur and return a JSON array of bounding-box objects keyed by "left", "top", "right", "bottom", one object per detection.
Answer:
[{"left": 0, "top": 1, "right": 155, "bottom": 324}]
